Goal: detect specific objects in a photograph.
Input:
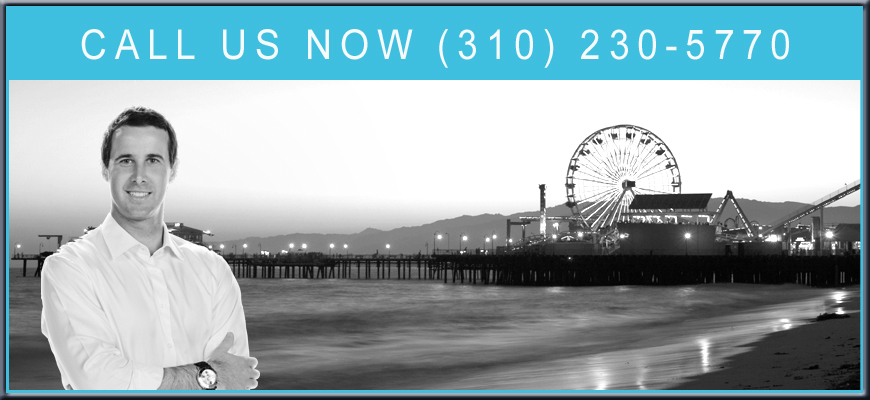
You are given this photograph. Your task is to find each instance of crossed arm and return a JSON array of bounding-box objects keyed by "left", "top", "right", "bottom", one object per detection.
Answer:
[
  {"left": 158, "top": 332, "right": 259, "bottom": 390},
  {"left": 40, "top": 256, "right": 259, "bottom": 390}
]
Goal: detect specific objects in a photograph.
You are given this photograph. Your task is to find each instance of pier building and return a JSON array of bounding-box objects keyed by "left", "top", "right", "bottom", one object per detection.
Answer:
[{"left": 165, "top": 222, "right": 213, "bottom": 246}]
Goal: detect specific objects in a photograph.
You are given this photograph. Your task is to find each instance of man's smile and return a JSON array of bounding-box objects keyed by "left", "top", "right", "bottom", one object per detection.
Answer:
[{"left": 126, "top": 190, "right": 152, "bottom": 198}]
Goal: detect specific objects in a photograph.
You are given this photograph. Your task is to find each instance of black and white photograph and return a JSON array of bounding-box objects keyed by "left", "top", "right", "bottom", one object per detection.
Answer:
[{"left": 6, "top": 79, "right": 861, "bottom": 391}]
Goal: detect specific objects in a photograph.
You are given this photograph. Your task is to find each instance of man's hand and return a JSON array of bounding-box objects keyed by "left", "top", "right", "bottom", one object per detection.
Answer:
[{"left": 208, "top": 332, "right": 260, "bottom": 390}]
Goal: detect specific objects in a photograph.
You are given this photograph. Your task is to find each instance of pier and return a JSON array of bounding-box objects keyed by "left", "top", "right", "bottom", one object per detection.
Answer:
[
  {"left": 220, "top": 254, "right": 860, "bottom": 288},
  {"left": 9, "top": 253, "right": 859, "bottom": 288},
  {"left": 10, "top": 255, "right": 44, "bottom": 277},
  {"left": 224, "top": 255, "right": 437, "bottom": 280}
]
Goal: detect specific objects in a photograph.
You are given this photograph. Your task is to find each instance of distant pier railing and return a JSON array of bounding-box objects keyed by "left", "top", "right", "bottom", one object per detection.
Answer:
[
  {"left": 224, "top": 255, "right": 438, "bottom": 280},
  {"left": 220, "top": 254, "right": 860, "bottom": 288},
  {"left": 8, "top": 253, "right": 859, "bottom": 288}
]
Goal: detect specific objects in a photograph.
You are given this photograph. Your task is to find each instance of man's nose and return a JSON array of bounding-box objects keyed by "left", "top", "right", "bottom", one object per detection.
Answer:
[{"left": 132, "top": 164, "right": 146, "bottom": 184}]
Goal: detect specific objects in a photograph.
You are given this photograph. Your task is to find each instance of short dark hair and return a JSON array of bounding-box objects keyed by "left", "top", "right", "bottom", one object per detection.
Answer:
[{"left": 101, "top": 106, "right": 178, "bottom": 168}]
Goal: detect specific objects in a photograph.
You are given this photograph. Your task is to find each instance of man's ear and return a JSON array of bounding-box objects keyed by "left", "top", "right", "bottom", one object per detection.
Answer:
[
  {"left": 101, "top": 164, "right": 109, "bottom": 182},
  {"left": 170, "top": 158, "right": 179, "bottom": 183}
]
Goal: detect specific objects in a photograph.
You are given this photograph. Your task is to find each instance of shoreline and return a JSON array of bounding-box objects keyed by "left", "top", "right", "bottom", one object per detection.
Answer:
[
  {"left": 669, "top": 286, "right": 862, "bottom": 390},
  {"left": 7, "top": 276, "right": 862, "bottom": 391}
]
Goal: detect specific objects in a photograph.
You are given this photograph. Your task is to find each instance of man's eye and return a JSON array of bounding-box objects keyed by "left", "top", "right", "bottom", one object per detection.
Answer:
[
  {"left": 118, "top": 159, "right": 132, "bottom": 165},
  {"left": 148, "top": 158, "right": 161, "bottom": 164}
]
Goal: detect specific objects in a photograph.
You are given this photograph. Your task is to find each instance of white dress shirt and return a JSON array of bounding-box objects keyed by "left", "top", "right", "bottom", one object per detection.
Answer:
[{"left": 41, "top": 214, "right": 250, "bottom": 390}]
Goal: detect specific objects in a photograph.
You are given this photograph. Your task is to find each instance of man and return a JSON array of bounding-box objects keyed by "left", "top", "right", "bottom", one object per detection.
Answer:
[{"left": 41, "top": 107, "right": 259, "bottom": 390}]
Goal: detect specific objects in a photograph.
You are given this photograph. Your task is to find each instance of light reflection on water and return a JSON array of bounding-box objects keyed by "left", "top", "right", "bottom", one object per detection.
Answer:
[
  {"left": 698, "top": 338, "right": 710, "bottom": 374},
  {"left": 832, "top": 291, "right": 848, "bottom": 314},
  {"left": 634, "top": 357, "right": 650, "bottom": 390},
  {"left": 590, "top": 356, "right": 609, "bottom": 390},
  {"left": 772, "top": 318, "right": 793, "bottom": 332}
]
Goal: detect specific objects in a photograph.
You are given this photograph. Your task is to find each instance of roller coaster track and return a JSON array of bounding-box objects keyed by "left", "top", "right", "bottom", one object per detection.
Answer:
[
  {"left": 711, "top": 190, "right": 756, "bottom": 237},
  {"left": 757, "top": 179, "right": 860, "bottom": 237}
]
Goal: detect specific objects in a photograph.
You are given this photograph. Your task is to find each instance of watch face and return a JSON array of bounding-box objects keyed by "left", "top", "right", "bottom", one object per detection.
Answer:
[{"left": 197, "top": 368, "right": 217, "bottom": 389}]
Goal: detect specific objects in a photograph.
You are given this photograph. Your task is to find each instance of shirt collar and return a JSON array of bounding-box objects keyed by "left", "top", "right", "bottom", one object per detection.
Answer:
[{"left": 101, "top": 214, "right": 185, "bottom": 261}]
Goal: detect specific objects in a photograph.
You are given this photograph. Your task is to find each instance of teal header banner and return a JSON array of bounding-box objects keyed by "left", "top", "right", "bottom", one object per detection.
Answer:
[{"left": 4, "top": 6, "right": 864, "bottom": 80}]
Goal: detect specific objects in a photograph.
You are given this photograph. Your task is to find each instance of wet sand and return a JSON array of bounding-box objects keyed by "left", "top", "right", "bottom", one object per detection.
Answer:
[{"left": 671, "top": 291, "right": 862, "bottom": 390}]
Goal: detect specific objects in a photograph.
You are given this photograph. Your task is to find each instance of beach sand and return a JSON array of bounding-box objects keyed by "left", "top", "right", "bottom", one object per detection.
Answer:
[{"left": 670, "top": 291, "right": 862, "bottom": 390}]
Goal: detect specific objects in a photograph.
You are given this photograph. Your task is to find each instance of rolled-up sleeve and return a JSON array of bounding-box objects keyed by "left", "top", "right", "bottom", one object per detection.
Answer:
[
  {"left": 204, "top": 257, "right": 250, "bottom": 359},
  {"left": 41, "top": 256, "right": 164, "bottom": 390}
]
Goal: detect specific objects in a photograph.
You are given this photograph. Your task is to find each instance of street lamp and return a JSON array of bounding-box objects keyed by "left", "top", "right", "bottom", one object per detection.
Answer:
[
  {"left": 684, "top": 233, "right": 691, "bottom": 256},
  {"left": 461, "top": 233, "right": 468, "bottom": 254},
  {"left": 302, "top": 243, "right": 307, "bottom": 252},
  {"left": 436, "top": 233, "right": 443, "bottom": 254},
  {"left": 330, "top": 243, "right": 335, "bottom": 257},
  {"left": 344, "top": 243, "right": 348, "bottom": 257},
  {"left": 386, "top": 243, "right": 391, "bottom": 257},
  {"left": 15, "top": 243, "right": 21, "bottom": 257},
  {"left": 825, "top": 230, "right": 834, "bottom": 255},
  {"left": 485, "top": 237, "right": 491, "bottom": 255},
  {"left": 492, "top": 233, "right": 497, "bottom": 253},
  {"left": 232, "top": 244, "right": 237, "bottom": 255},
  {"left": 39, "top": 242, "right": 44, "bottom": 254},
  {"left": 243, "top": 243, "right": 248, "bottom": 256},
  {"left": 290, "top": 243, "right": 295, "bottom": 252},
  {"left": 220, "top": 244, "right": 225, "bottom": 254}
]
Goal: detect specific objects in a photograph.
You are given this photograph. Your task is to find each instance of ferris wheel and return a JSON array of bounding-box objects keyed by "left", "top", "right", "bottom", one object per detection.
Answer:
[{"left": 565, "top": 125, "right": 681, "bottom": 231}]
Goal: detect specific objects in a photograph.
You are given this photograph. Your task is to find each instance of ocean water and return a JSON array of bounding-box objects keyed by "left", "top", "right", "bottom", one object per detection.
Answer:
[
  {"left": 6, "top": 267, "right": 858, "bottom": 390},
  {"left": 234, "top": 277, "right": 855, "bottom": 390}
]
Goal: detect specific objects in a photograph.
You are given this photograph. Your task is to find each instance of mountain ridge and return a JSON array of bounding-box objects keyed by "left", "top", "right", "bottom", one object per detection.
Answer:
[{"left": 210, "top": 198, "right": 859, "bottom": 256}]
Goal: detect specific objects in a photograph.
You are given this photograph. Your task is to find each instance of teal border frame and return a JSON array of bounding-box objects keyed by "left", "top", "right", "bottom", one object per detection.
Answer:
[{"left": 3, "top": 3, "right": 865, "bottom": 396}]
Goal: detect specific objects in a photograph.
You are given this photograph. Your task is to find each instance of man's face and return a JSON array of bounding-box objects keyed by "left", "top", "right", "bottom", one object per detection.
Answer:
[{"left": 102, "top": 125, "right": 176, "bottom": 225}]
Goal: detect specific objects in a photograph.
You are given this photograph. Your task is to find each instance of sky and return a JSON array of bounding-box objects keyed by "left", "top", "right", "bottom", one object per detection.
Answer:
[{"left": 7, "top": 80, "right": 862, "bottom": 251}]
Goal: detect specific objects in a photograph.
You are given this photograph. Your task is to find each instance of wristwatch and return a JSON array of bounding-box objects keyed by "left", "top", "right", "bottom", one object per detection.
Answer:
[{"left": 194, "top": 361, "right": 218, "bottom": 390}]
